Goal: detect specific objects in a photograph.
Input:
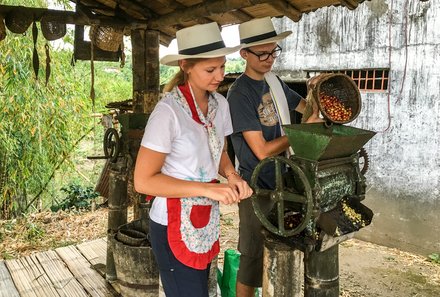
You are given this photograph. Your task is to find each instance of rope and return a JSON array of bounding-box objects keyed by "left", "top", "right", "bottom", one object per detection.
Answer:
[
  {"left": 45, "top": 43, "right": 51, "bottom": 86},
  {"left": 90, "top": 40, "right": 96, "bottom": 109},
  {"left": 32, "top": 22, "right": 39, "bottom": 80}
]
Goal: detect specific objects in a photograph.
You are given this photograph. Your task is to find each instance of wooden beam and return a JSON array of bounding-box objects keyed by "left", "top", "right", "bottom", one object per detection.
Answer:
[
  {"left": 340, "top": 0, "right": 359, "bottom": 10},
  {"left": 268, "top": 0, "right": 302, "bottom": 22},
  {"left": 112, "top": 0, "right": 153, "bottom": 20},
  {"left": 147, "top": 0, "right": 274, "bottom": 29},
  {"left": 0, "top": 5, "right": 148, "bottom": 29},
  {"left": 159, "top": 32, "right": 174, "bottom": 46}
]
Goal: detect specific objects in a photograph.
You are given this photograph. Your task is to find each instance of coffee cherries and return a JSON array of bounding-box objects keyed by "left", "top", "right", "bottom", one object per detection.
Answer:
[{"left": 319, "top": 92, "right": 353, "bottom": 122}]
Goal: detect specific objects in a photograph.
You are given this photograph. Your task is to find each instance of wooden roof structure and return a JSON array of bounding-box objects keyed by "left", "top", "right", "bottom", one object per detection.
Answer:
[
  {"left": 1, "top": 0, "right": 368, "bottom": 46},
  {"left": 76, "top": 0, "right": 368, "bottom": 46}
]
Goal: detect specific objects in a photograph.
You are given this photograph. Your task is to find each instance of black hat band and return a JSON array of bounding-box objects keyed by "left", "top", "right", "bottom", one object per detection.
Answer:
[
  {"left": 179, "top": 40, "right": 226, "bottom": 55},
  {"left": 240, "top": 30, "right": 278, "bottom": 44}
]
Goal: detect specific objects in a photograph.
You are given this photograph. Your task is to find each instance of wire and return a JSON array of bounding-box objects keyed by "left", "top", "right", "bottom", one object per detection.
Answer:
[
  {"left": 380, "top": 0, "right": 394, "bottom": 133},
  {"left": 396, "top": 0, "right": 409, "bottom": 103}
]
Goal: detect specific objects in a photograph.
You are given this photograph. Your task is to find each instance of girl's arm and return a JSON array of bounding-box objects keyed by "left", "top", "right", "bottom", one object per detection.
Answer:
[
  {"left": 134, "top": 146, "right": 241, "bottom": 204},
  {"left": 218, "top": 138, "right": 253, "bottom": 200}
]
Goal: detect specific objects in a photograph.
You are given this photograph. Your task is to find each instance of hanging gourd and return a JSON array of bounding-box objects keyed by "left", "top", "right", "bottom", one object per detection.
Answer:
[
  {"left": 0, "top": 17, "right": 6, "bottom": 42},
  {"left": 5, "top": 9, "right": 32, "bottom": 34}
]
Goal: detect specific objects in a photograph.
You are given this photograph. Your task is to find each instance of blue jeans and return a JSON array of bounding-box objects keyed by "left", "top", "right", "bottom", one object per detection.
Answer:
[{"left": 149, "top": 219, "right": 210, "bottom": 297}]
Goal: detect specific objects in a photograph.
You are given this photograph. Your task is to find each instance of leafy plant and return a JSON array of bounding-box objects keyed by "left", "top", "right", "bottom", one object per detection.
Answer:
[
  {"left": 51, "top": 184, "right": 99, "bottom": 212},
  {"left": 1, "top": 251, "right": 14, "bottom": 260},
  {"left": 428, "top": 253, "right": 440, "bottom": 264},
  {"left": 0, "top": 0, "right": 129, "bottom": 218},
  {"left": 26, "top": 222, "right": 45, "bottom": 242}
]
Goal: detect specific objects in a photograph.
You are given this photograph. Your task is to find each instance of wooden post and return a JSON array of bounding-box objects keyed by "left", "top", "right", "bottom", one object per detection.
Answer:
[
  {"left": 262, "top": 235, "right": 303, "bottom": 297},
  {"left": 130, "top": 29, "right": 160, "bottom": 220},
  {"left": 131, "top": 29, "right": 160, "bottom": 114},
  {"left": 304, "top": 245, "right": 339, "bottom": 297},
  {"left": 106, "top": 159, "right": 128, "bottom": 281}
]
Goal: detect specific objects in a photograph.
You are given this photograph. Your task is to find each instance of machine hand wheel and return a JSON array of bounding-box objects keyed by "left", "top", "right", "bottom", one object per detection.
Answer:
[
  {"left": 103, "top": 128, "right": 121, "bottom": 162},
  {"left": 250, "top": 156, "right": 313, "bottom": 237}
]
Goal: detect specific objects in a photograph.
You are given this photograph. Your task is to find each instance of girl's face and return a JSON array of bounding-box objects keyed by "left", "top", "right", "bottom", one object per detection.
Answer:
[{"left": 184, "top": 57, "right": 226, "bottom": 93}]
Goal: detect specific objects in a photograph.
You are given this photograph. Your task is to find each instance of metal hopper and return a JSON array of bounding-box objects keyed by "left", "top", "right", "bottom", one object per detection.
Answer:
[{"left": 283, "top": 123, "right": 376, "bottom": 161}]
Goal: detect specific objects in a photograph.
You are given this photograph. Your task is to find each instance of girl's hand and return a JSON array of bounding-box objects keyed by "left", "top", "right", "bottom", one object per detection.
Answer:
[
  {"left": 203, "top": 183, "right": 241, "bottom": 205},
  {"left": 226, "top": 172, "right": 253, "bottom": 201}
]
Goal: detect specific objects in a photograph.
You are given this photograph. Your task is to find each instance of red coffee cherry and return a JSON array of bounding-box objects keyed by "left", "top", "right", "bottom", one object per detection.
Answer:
[{"left": 319, "top": 92, "right": 353, "bottom": 122}]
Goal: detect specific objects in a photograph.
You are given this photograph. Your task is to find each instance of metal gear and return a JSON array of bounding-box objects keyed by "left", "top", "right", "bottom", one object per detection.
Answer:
[{"left": 358, "top": 147, "right": 370, "bottom": 175}]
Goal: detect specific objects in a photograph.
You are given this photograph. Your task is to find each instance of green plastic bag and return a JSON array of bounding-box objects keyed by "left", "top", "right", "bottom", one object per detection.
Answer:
[{"left": 217, "top": 249, "right": 240, "bottom": 297}]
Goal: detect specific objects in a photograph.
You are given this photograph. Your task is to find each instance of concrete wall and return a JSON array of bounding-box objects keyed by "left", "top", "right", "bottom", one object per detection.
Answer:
[{"left": 273, "top": 0, "right": 440, "bottom": 256}]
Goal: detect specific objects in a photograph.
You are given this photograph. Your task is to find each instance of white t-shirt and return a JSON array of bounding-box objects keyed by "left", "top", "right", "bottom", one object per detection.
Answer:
[{"left": 140, "top": 90, "right": 233, "bottom": 225}]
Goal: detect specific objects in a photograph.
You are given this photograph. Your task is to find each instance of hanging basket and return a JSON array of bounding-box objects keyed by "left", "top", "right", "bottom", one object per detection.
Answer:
[
  {"left": 0, "top": 17, "right": 6, "bottom": 41},
  {"left": 310, "top": 73, "right": 361, "bottom": 124},
  {"left": 89, "top": 25, "right": 123, "bottom": 52},
  {"left": 5, "top": 9, "right": 33, "bottom": 34},
  {"left": 41, "top": 16, "right": 66, "bottom": 41}
]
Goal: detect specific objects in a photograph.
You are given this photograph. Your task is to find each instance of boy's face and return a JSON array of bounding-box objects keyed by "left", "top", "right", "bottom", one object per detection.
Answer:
[{"left": 241, "top": 42, "right": 279, "bottom": 74}]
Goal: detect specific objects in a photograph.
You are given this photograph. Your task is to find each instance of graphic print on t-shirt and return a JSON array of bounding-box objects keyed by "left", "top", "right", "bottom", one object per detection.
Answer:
[{"left": 258, "top": 92, "right": 278, "bottom": 127}]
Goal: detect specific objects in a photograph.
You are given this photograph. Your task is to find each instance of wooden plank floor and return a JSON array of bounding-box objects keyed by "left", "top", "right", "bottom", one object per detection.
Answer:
[{"left": 0, "top": 238, "right": 120, "bottom": 297}]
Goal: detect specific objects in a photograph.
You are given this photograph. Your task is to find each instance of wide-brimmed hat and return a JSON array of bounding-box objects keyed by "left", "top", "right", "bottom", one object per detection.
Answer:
[
  {"left": 239, "top": 17, "right": 292, "bottom": 48},
  {"left": 160, "top": 22, "right": 241, "bottom": 66}
]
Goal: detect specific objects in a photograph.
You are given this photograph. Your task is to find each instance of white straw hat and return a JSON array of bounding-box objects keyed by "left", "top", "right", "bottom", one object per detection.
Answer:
[
  {"left": 239, "top": 17, "right": 292, "bottom": 48},
  {"left": 160, "top": 22, "right": 241, "bottom": 66}
]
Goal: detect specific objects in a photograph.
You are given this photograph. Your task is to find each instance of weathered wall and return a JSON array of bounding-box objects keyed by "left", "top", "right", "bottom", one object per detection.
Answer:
[{"left": 273, "top": 0, "right": 440, "bottom": 256}]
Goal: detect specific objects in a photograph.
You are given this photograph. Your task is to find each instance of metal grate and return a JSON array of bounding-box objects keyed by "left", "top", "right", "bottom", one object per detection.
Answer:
[{"left": 308, "top": 69, "right": 389, "bottom": 92}]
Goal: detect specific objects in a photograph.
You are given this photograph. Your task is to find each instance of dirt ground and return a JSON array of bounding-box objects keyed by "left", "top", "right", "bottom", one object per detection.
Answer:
[
  {"left": 1, "top": 204, "right": 439, "bottom": 297},
  {"left": 218, "top": 204, "right": 440, "bottom": 297}
]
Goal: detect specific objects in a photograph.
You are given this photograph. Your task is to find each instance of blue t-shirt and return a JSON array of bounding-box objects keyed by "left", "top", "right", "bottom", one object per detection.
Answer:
[{"left": 227, "top": 73, "right": 301, "bottom": 189}]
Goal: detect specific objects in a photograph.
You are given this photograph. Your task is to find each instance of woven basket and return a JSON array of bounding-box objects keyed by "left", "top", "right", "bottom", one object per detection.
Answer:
[
  {"left": 89, "top": 25, "right": 123, "bottom": 52},
  {"left": 311, "top": 73, "right": 361, "bottom": 124},
  {"left": 5, "top": 9, "right": 33, "bottom": 34},
  {"left": 0, "top": 17, "right": 6, "bottom": 41},
  {"left": 41, "top": 16, "right": 66, "bottom": 41}
]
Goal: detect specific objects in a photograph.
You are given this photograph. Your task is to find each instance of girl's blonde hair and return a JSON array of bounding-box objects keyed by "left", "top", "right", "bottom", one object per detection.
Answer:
[{"left": 163, "top": 58, "right": 206, "bottom": 92}]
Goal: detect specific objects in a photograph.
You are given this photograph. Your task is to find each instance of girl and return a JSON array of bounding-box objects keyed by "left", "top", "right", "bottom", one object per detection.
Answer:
[{"left": 134, "top": 22, "right": 252, "bottom": 297}]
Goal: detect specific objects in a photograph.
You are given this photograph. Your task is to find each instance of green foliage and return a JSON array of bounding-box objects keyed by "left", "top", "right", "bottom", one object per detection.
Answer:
[
  {"left": 84, "top": 57, "right": 133, "bottom": 112},
  {"left": 428, "top": 253, "right": 440, "bottom": 264},
  {"left": 160, "top": 64, "right": 179, "bottom": 86},
  {"left": 0, "top": 28, "right": 93, "bottom": 216},
  {"left": 1, "top": 251, "right": 14, "bottom": 260},
  {"left": 0, "top": 0, "right": 129, "bottom": 217},
  {"left": 26, "top": 222, "right": 45, "bottom": 242},
  {"left": 225, "top": 58, "right": 245, "bottom": 74},
  {"left": 50, "top": 183, "right": 99, "bottom": 212}
]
